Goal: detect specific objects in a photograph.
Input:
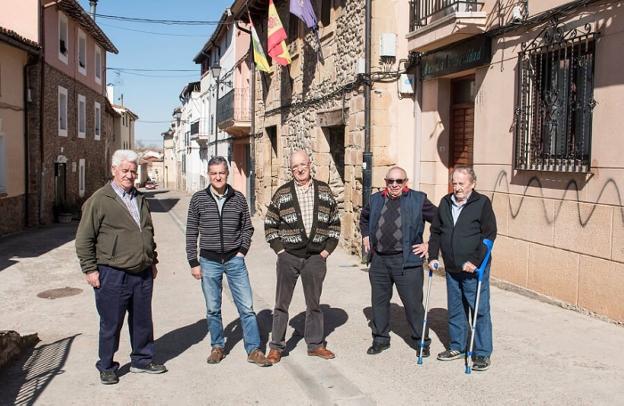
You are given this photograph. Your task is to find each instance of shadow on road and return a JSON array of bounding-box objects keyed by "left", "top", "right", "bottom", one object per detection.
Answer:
[
  {"left": 0, "top": 224, "right": 77, "bottom": 273},
  {"left": 221, "top": 309, "right": 273, "bottom": 354},
  {"left": 146, "top": 197, "right": 180, "bottom": 213},
  {"left": 0, "top": 335, "right": 78, "bottom": 406},
  {"left": 363, "top": 305, "right": 450, "bottom": 349},
  {"left": 153, "top": 319, "right": 207, "bottom": 366},
  {"left": 284, "top": 304, "right": 348, "bottom": 354}
]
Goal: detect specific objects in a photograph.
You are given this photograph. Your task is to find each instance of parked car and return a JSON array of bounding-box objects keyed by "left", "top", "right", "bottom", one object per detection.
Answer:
[{"left": 144, "top": 180, "right": 157, "bottom": 190}]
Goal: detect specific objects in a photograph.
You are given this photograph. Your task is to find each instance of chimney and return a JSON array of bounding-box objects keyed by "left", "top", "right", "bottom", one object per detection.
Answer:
[{"left": 90, "top": 0, "right": 98, "bottom": 20}]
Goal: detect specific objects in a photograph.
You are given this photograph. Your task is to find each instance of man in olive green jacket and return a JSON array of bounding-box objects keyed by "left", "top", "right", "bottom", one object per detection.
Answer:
[{"left": 75, "top": 149, "right": 166, "bottom": 385}]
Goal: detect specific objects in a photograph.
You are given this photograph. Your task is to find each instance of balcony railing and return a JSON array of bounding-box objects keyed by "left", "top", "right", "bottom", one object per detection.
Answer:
[
  {"left": 216, "top": 88, "right": 251, "bottom": 126},
  {"left": 410, "top": 0, "right": 484, "bottom": 31}
]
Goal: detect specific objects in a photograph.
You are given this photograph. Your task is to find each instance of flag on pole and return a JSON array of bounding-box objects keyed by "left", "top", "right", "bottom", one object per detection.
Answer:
[
  {"left": 267, "top": 0, "right": 292, "bottom": 66},
  {"left": 249, "top": 14, "right": 272, "bottom": 73},
  {"left": 289, "top": 0, "right": 317, "bottom": 29},
  {"left": 289, "top": 0, "right": 323, "bottom": 63}
]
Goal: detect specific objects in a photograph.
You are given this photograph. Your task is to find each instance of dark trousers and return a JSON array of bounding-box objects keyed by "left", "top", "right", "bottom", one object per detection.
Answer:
[
  {"left": 270, "top": 252, "right": 327, "bottom": 351},
  {"left": 368, "top": 253, "right": 430, "bottom": 347},
  {"left": 94, "top": 265, "right": 155, "bottom": 372}
]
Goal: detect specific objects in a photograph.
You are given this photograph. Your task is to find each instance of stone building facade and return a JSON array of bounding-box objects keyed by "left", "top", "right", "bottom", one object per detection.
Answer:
[{"left": 250, "top": 0, "right": 415, "bottom": 253}]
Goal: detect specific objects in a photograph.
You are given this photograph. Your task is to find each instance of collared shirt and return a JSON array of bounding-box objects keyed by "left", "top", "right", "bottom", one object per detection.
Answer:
[
  {"left": 110, "top": 181, "right": 141, "bottom": 229},
  {"left": 294, "top": 179, "right": 314, "bottom": 237},
  {"left": 209, "top": 185, "right": 229, "bottom": 215},
  {"left": 450, "top": 192, "right": 472, "bottom": 225}
]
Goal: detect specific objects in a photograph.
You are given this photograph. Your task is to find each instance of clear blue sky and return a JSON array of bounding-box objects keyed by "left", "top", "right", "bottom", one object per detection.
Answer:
[{"left": 78, "top": 0, "right": 232, "bottom": 147}]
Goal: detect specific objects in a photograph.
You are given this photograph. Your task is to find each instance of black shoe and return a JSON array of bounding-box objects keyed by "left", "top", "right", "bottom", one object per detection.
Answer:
[
  {"left": 437, "top": 349, "right": 464, "bottom": 361},
  {"left": 100, "top": 370, "right": 119, "bottom": 385},
  {"left": 416, "top": 346, "right": 430, "bottom": 358},
  {"left": 366, "top": 342, "right": 390, "bottom": 355},
  {"left": 129, "top": 362, "right": 167, "bottom": 374},
  {"left": 472, "top": 356, "right": 491, "bottom": 371}
]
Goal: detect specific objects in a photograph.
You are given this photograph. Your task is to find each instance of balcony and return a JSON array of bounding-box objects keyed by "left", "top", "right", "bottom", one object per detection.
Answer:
[
  {"left": 407, "top": 0, "right": 488, "bottom": 53},
  {"left": 216, "top": 88, "right": 251, "bottom": 137}
]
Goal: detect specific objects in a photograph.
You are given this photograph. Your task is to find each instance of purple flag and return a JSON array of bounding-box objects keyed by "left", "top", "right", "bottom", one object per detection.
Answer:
[{"left": 289, "top": 0, "right": 317, "bottom": 29}]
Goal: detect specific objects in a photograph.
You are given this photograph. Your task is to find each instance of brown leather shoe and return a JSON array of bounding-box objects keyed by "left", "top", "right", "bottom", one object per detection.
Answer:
[
  {"left": 266, "top": 348, "right": 282, "bottom": 365},
  {"left": 247, "top": 349, "right": 272, "bottom": 367},
  {"left": 207, "top": 347, "right": 225, "bottom": 364},
  {"left": 307, "top": 346, "right": 335, "bottom": 360}
]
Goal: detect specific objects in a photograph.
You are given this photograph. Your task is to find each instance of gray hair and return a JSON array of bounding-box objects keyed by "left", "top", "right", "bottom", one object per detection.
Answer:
[
  {"left": 452, "top": 166, "right": 477, "bottom": 183},
  {"left": 112, "top": 149, "right": 139, "bottom": 167},
  {"left": 208, "top": 156, "right": 229, "bottom": 173},
  {"left": 386, "top": 166, "right": 408, "bottom": 180}
]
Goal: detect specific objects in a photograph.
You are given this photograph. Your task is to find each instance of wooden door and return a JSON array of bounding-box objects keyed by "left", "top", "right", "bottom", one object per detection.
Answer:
[{"left": 448, "top": 77, "right": 475, "bottom": 192}]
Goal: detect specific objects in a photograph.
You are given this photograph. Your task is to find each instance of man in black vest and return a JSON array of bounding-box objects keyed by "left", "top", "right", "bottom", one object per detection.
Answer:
[{"left": 360, "top": 166, "right": 437, "bottom": 357}]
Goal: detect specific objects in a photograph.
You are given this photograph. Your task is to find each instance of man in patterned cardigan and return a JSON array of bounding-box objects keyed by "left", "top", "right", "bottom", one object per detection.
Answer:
[{"left": 264, "top": 150, "right": 341, "bottom": 364}]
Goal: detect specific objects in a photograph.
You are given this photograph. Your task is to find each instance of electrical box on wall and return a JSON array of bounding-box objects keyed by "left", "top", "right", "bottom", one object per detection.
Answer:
[
  {"left": 356, "top": 57, "right": 366, "bottom": 74},
  {"left": 380, "top": 33, "right": 397, "bottom": 57},
  {"left": 399, "top": 74, "right": 415, "bottom": 94}
]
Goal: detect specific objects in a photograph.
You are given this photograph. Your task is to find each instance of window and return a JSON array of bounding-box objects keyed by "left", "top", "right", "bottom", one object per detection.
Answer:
[
  {"left": 94, "top": 101, "right": 101, "bottom": 140},
  {"left": 515, "top": 24, "right": 597, "bottom": 172},
  {"left": 94, "top": 46, "right": 102, "bottom": 84},
  {"left": 78, "top": 94, "right": 86, "bottom": 138},
  {"left": 0, "top": 119, "right": 5, "bottom": 194},
  {"left": 77, "top": 29, "right": 87, "bottom": 75},
  {"left": 289, "top": 14, "right": 299, "bottom": 41},
  {"left": 58, "top": 86, "right": 68, "bottom": 137},
  {"left": 78, "top": 159, "right": 85, "bottom": 197},
  {"left": 58, "top": 12, "right": 68, "bottom": 64}
]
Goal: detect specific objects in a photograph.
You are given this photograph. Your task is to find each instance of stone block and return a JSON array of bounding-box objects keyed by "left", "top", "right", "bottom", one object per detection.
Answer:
[
  {"left": 371, "top": 129, "right": 391, "bottom": 148},
  {"left": 491, "top": 192, "right": 509, "bottom": 236},
  {"left": 371, "top": 109, "right": 392, "bottom": 127},
  {"left": 344, "top": 149, "right": 362, "bottom": 166},
  {"left": 554, "top": 201, "right": 612, "bottom": 259},
  {"left": 491, "top": 236, "right": 528, "bottom": 287},
  {"left": 354, "top": 111, "right": 366, "bottom": 129},
  {"left": 508, "top": 195, "right": 555, "bottom": 246},
  {"left": 578, "top": 255, "right": 624, "bottom": 322},
  {"left": 312, "top": 130, "right": 330, "bottom": 153},
  {"left": 528, "top": 244, "right": 579, "bottom": 305},
  {"left": 312, "top": 152, "right": 332, "bottom": 167},
  {"left": 612, "top": 208, "right": 624, "bottom": 262},
  {"left": 315, "top": 166, "right": 330, "bottom": 183},
  {"left": 371, "top": 146, "right": 394, "bottom": 166}
]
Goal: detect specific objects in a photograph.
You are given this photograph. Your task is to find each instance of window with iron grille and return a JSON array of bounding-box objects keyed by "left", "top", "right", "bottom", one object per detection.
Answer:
[{"left": 515, "top": 21, "right": 598, "bottom": 173}]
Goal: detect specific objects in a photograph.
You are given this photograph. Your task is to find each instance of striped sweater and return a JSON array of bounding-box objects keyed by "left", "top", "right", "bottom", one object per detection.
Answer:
[
  {"left": 186, "top": 185, "right": 253, "bottom": 266},
  {"left": 265, "top": 179, "right": 341, "bottom": 258}
]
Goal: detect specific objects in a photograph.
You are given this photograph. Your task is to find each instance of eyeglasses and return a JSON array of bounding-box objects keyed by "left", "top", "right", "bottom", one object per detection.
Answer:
[{"left": 385, "top": 178, "right": 405, "bottom": 185}]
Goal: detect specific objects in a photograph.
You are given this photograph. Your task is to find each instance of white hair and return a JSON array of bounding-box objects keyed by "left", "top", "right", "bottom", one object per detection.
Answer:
[{"left": 112, "top": 149, "right": 139, "bottom": 167}]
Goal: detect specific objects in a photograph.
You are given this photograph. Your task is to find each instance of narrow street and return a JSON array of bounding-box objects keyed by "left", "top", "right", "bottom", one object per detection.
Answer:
[{"left": 1, "top": 189, "right": 623, "bottom": 405}]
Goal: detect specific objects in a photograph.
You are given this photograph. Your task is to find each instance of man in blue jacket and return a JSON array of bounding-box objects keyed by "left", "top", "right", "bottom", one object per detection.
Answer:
[
  {"left": 360, "top": 166, "right": 437, "bottom": 357},
  {"left": 428, "top": 166, "right": 497, "bottom": 371}
]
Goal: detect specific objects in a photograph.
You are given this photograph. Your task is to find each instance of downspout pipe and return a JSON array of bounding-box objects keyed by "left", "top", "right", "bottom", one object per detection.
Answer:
[
  {"left": 362, "top": 0, "right": 372, "bottom": 210},
  {"left": 38, "top": 0, "right": 45, "bottom": 225},
  {"left": 23, "top": 54, "right": 39, "bottom": 229}
]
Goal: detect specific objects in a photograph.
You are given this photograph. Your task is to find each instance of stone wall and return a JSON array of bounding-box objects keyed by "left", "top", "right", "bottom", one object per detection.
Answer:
[{"left": 253, "top": 0, "right": 366, "bottom": 254}]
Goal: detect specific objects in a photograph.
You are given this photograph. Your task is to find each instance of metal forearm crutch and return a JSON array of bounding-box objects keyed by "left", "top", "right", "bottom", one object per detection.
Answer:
[
  {"left": 417, "top": 262, "right": 436, "bottom": 365},
  {"left": 465, "top": 239, "right": 494, "bottom": 375}
]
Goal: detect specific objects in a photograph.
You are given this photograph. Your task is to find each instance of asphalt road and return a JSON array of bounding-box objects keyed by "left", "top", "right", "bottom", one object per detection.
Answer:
[{"left": 1, "top": 189, "right": 623, "bottom": 405}]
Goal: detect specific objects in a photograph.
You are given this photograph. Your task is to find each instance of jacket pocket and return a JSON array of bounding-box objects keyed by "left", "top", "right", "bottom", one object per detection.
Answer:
[{"left": 110, "top": 235, "right": 118, "bottom": 259}]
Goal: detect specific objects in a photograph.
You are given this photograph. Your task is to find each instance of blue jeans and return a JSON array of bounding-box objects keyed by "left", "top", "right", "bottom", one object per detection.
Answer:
[
  {"left": 446, "top": 264, "right": 493, "bottom": 357},
  {"left": 199, "top": 256, "right": 261, "bottom": 354}
]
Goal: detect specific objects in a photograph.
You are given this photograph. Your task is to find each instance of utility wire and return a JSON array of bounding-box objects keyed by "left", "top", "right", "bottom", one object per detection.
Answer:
[
  {"left": 94, "top": 13, "right": 231, "bottom": 26},
  {"left": 98, "top": 22, "right": 212, "bottom": 37}
]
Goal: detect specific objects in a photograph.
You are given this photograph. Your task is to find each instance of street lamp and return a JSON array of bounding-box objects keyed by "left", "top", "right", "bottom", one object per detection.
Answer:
[{"left": 211, "top": 63, "right": 222, "bottom": 156}]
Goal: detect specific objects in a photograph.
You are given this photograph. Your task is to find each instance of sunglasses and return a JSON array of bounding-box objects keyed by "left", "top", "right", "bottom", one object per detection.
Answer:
[{"left": 385, "top": 178, "right": 405, "bottom": 185}]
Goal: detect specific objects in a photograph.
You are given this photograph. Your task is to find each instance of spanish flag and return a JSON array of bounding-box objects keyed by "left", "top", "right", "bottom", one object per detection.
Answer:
[
  {"left": 249, "top": 15, "right": 271, "bottom": 73},
  {"left": 267, "top": 0, "right": 292, "bottom": 66}
]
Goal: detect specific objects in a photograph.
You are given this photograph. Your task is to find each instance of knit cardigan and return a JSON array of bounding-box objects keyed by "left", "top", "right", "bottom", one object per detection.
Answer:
[{"left": 264, "top": 179, "right": 341, "bottom": 258}]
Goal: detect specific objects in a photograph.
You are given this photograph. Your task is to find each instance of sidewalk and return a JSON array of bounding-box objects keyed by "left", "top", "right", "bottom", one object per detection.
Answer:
[{"left": 1, "top": 189, "right": 623, "bottom": 405}]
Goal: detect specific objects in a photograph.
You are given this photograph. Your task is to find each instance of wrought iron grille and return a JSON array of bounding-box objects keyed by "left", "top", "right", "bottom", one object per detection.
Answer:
[
  {"left": 515, "top": 19, "right": 598, "bottom": 173},
  {"left": 409, "top": 0, "right": 483, "bottom": 31}
]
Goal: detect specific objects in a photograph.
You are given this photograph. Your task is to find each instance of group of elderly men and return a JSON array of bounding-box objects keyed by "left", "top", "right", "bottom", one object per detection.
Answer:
[{"left": 76, "top": 148, "right": 496, "bottom": 385}]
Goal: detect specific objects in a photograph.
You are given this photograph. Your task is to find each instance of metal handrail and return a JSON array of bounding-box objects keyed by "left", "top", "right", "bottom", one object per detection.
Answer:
[{"left": 410, "top": 0, "right": 484, "bottom": 31}]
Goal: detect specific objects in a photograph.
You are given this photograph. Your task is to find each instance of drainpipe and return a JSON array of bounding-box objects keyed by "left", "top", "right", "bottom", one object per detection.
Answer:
[
  {"left": 413, "top": 54, "right": 422, "bottom": 189},
  {"left": 360, "top": 0, "right": 373, "bottom": 261},
  {"left": 38, "top": 0, "right": 45, "bottom": 225},
  {"left": 362, "top": 0, "right": 372, "bottom": 209}
]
